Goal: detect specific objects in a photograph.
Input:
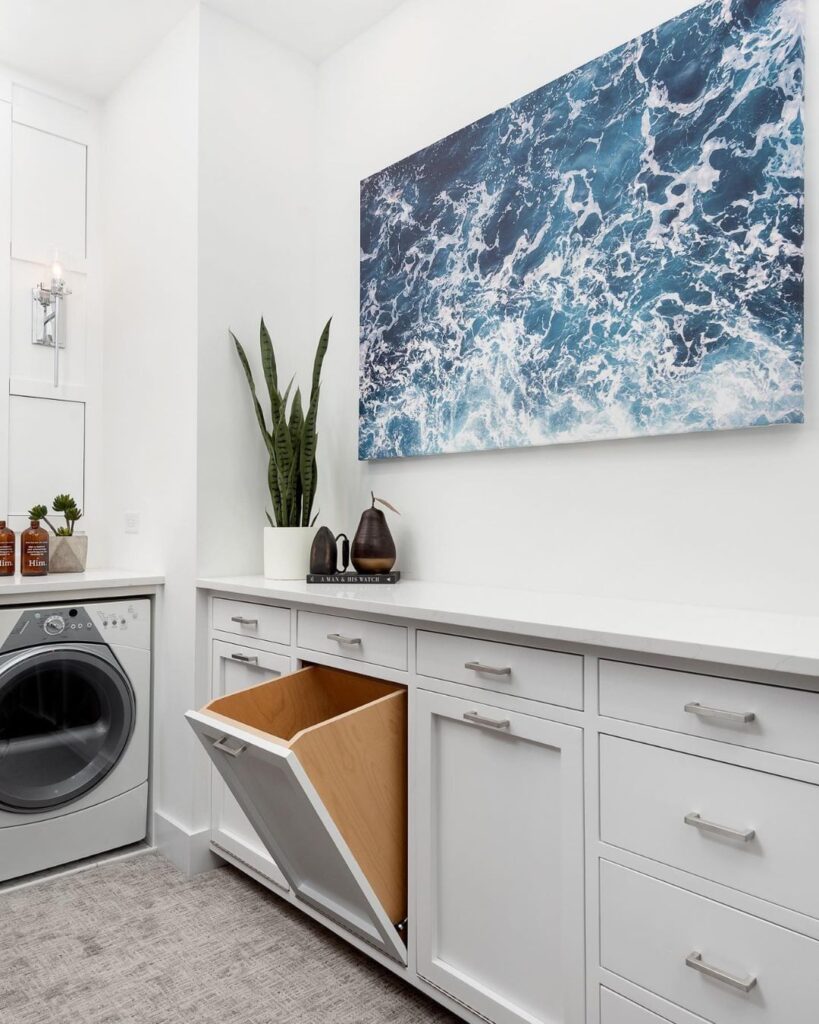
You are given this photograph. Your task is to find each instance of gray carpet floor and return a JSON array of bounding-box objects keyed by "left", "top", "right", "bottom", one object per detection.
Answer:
[{"left": 0, "top": 852, "right": 458, "bottom": 1024}]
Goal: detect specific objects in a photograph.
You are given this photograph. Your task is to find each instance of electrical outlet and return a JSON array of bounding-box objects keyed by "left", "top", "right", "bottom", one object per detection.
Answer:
[{"left": 124, "top": 512, "right": 140, "bottom": 534}]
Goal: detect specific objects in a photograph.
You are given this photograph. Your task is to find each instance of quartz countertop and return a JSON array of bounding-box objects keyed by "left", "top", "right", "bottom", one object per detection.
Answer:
[
  {"left": 0, "top": 569, "right": 164, "bottom": 600},
  {"left": 197, "top": 575, "right": 819, "bottom": 678}
]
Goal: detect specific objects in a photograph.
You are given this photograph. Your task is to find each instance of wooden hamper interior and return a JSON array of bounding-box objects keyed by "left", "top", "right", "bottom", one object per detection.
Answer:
[{"left": 203, "top": 664, "right": 408, "bottom": 925}]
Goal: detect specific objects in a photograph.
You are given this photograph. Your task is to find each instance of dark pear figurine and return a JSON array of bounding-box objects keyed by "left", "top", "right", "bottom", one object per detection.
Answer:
[{"left": 351, "top": 493, "right": 399, "bottom": 574}]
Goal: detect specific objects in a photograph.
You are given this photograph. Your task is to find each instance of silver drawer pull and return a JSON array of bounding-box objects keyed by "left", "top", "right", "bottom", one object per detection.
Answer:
[
  {"left": 230, "top": 653, "right": 258, "bottom": 664},
  {"left": 464, "top": 660, "right": 512, "bottom": 677},
  {"left": 685, "top": 812, "right": 756, "bottom": 843},
  {"left": 327, "top": 633, "right": 363, "bottom": 646},
  {"left": 230, "top": 616, "right": 258, "bottom": 627},
  {"left": 213, "top": 736, "right": 247, "bottom": 758},
  {"left": 685, "top": 951, "right": 757, "bottom": 993},
  {"left": 684, "top": 702, "right": 755, "bottom": 725},
  {"left": 463, "top": 711, "right": 511, "bottom": 731}
]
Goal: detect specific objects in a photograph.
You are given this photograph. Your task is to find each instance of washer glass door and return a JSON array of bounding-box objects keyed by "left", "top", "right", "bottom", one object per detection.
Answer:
[{"left": 0, "top": 647, "right": 135, "bottom": 812}]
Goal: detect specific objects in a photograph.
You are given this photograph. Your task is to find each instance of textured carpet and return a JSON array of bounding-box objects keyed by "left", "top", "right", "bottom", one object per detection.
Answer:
[{"left": 0, "top": 853, "right": 458, "bottom": 1024}]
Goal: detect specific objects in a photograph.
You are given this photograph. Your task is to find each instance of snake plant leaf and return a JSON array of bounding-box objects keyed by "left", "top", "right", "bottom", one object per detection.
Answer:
[
  {"left": 274, "top": 378, "right": 295, "bottom": 483},
  {"left": 259, "top": 318, "right": 282, "bottom": 421},
  {"left": 300, "top": 388, "right": 319, "bottom": 526},
  {"left": 310, "top": 318, "right": 331, "bottom": 407},
  {"left": 285, "top": 437, "right": 301, "bottom": 526},
  {"left": 267, "top": 454, "right": 282, "bottom": 526},
  {"left": 232, "top": 331, "right": 274, "bottom": 457},
  {"left": 266, "top": 509, "right": 275, "bottom": 528},
  {"left": 288, "top": 388, "right": 303, "bottom": 453}
]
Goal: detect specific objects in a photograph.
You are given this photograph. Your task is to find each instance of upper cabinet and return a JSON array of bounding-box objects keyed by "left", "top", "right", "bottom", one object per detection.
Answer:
[
  {"left": 0, "top": 79, "right": 99, "bottom": 529},
  {"left": 11, "top": 123, "right": 87, "bottom": 269}
]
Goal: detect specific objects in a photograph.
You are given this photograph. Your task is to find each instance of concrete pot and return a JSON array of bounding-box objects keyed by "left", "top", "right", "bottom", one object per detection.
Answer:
[
  {"left": 263, "top": 526, "right": 312, "bottom": 580},
  {"left": 48, "top": 534, "right": 88, "bottom": 573}
]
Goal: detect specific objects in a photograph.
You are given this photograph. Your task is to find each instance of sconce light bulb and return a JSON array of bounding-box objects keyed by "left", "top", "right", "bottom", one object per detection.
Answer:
[{"left": 51, "top": 260, "right": 63, "bottom": 282}]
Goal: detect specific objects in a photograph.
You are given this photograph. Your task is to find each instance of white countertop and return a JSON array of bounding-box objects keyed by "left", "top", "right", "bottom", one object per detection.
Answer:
[
  {"left": 197, "top": 575, "right": 819, "bottom": 678},
  {"left": 0, "top": 569, "right": 164, "bottom": 600}
]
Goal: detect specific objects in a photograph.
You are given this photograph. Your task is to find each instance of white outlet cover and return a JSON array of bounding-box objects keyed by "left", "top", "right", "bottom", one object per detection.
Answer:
[{"left": 124, "top": 512, "right": 140, "bottom": 534}]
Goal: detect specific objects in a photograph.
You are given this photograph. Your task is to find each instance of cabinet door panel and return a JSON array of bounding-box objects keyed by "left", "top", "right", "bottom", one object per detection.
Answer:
[
  {"left": 210, "top": 639, "right": 291, "bottom": 891},
  {"left": 416, "top": 689, "right": 584, "bottom": 1024},
  {"left": 0, "top": 102, "right": 10, "bottom": 519},
  {"left": 11, "top": 123, "right": 86, "bottom": 267},
  {"left": 7, "top": 395, "right": 84, "bottom": 516}
]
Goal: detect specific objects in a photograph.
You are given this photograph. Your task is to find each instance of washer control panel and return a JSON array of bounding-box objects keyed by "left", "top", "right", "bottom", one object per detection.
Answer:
[
  {"left": 0, "top": 599, "right": 152, "bottom": 653},
  {"left": 1, "top": 606, "right": 104, "bottom": 651}
]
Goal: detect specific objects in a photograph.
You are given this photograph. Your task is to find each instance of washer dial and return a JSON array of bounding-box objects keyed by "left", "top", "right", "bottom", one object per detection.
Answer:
[{"left": 43, "top": 614, "right": 66, "bottom": 636}]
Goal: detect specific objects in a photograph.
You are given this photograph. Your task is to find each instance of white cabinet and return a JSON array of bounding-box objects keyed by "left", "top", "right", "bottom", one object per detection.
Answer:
[
  {"left": 11, "top": 123, "right": 86, "bottom": 267},
  {"left": 209, "top": 639, "right": 291, "bottom": 891},
  {"left": 7, "top": 394, "right": 85, "bottom": 516},
  {"left": 600, "top": 861, "right": 819, "bottom": 1024},
  {"left": 0, "top": 100, "right": 10, "bottom": 517},
  {"left": 415, "top": 689, "right": 585, "bottom": 1024},
  {"left": 600, "top": 990, "right": 670, "bottom": 1023}
]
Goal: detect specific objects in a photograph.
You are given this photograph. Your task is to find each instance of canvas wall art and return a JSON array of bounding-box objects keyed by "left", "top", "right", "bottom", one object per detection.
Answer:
[{"left": 359, "top": 0, "right": 805, "bottom": 460}]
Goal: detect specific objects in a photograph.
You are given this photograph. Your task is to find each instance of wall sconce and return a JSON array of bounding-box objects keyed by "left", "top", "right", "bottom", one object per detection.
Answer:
[{"left": 32, "top": 258, "right": 71, "bottom": 387}]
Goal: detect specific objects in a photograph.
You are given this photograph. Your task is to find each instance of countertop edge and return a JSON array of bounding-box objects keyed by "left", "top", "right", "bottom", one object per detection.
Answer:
[
  {"left": 196, "top": 577, "right": 819, "bottom": 679},
  {"left": 0, "top": 571, "right": 165, "bottom": 600}
]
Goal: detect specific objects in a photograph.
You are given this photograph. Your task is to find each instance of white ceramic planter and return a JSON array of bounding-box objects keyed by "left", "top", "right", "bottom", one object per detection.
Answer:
[
  {"left": 263, "top": 526, "right": 313, "bottom": 580},
  {"left": 48, "top": 534, "right": 88, "bottom": 573}
]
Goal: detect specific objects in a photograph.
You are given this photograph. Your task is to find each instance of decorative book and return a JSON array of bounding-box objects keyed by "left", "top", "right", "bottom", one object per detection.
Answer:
[{"left": 306, "top": 572, "right": 401, "bottom": 585}]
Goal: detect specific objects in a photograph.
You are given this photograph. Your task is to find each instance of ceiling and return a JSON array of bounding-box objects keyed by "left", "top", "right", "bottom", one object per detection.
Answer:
[{"left": 0, "top": 0, "right": 406, "bottom": 99}]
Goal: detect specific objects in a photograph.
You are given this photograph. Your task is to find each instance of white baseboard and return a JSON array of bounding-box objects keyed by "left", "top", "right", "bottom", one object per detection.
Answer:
[{"left": 154, "top": 811, "right": 223, "bottom": 876}]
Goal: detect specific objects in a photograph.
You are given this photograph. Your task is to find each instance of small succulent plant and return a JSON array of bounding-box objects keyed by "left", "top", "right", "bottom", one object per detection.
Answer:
[{"left": 28, "top": 495, "right": 83, "bottom": 536}]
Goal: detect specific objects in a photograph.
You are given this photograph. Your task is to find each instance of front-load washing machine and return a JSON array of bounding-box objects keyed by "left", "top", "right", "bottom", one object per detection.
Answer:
[{"left": 0, "top": 598, "right": 151, "bottom": 882}]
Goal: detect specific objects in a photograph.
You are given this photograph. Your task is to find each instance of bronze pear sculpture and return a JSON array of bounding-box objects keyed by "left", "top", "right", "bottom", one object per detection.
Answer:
[{"left": 351, "top": 493, "right": 399, "bottom": 574}]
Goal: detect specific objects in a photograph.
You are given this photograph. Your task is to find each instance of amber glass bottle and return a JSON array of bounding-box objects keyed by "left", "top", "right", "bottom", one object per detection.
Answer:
[
  {"left": 0, "top": 521, "right": 14, "bottom": 576},
  {"left": 21, "top": 519, "right": 49, "bottom": 576}
]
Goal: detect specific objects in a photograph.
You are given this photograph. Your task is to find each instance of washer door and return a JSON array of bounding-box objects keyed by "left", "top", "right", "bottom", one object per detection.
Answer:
[{"left": 0, "top": 646, "right": 135, "bottom": 813}]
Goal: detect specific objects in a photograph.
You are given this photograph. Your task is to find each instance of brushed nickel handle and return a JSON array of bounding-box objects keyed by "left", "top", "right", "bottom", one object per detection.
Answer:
[
  {"left": 231, "top": 616, "right": 258, "bottom": 627},
  {"left": 464, "top": 660, "right": 512, "bottom": 677},
  {"left": 463, "top": 711, "right": 511, "bottom": 731},
  {"left": 685, "top": 702, "right": 755, "bottom": 725},
  {"left": 685, "top": 952, "right": 757, "bottom": 993},
  {"left": 685, "top": 812, "right": 756, "bottom": 843},
  {"left": 327, "top": 633, "right": 362, "bottom": 646},
  {"left": 230, "top": 653, "right": 258, "bottom": 664},
  {"left": 213, "top": 736, "right": 247, "bottom": 758}
]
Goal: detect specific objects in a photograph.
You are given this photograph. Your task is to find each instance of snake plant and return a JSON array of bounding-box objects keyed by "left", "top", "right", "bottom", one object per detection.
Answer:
[{"left": 232, "top": 317, "right": 330, "bottom": 528}]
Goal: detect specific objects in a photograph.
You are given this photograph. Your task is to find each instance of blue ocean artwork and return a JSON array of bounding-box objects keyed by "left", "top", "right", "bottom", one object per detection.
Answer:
[{"left": 359, "top": 0, "right": 805, "bottom": 459}]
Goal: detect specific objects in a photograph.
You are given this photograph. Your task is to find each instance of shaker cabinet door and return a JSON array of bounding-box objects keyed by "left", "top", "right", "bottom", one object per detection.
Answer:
[
  {"left": 209, "top": 640, "right": 292, "bottom": 890},
  {"left": 415, "top": 689, "right": 585, "bottom": 1024}
]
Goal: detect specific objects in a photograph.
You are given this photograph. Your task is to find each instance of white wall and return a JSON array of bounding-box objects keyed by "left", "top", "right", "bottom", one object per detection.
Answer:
[
  {"left": 196, "top": 5, "right": 317, "bottom": 579},
  {"left": 315, "top": 0, "right": 817, "bottom": 615},
  {"left": 101, "top": 7, "right": 200, "bottom": 832}
]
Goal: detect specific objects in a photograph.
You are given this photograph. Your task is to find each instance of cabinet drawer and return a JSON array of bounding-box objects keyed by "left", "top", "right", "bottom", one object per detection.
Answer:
[
  {"left": 599, "top": 660, "right": 819, "bottom": 762},
  {"left": 417, "top": 630, "right": 583, "bottom": 710},
  {"left": 297, "top": 610, "right": 407, "bottom": 671},
  {"left": 601, "top": 989, "right": 670, "bottom": 1023},
  {"left": 213, "top": 598, "right": 290, "bottom": 646},
  {"left": 600, "top": 736, "right": 819, "bottom": 919},
  {"left": 600, "top": 861, "right": 819, "bottom": 1024}
]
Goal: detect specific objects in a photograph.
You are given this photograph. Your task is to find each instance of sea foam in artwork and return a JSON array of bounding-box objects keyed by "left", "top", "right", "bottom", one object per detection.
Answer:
[{"left": 359, "top": 0, "right": 805, "bottom": 459}]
